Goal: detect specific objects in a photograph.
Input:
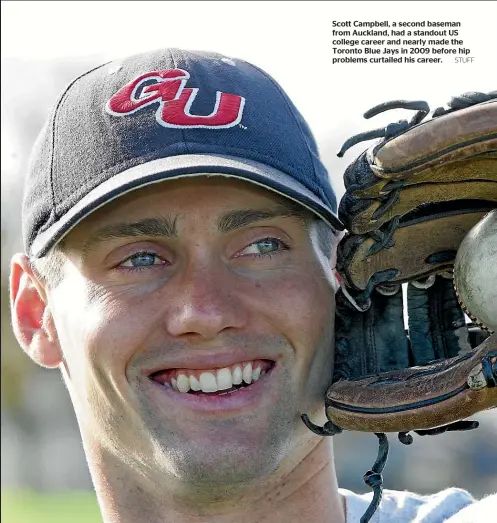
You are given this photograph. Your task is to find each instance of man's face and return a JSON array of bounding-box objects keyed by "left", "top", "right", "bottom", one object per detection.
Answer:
[{"left": 43, "top": 177, "right": 337, "bottom": 488}]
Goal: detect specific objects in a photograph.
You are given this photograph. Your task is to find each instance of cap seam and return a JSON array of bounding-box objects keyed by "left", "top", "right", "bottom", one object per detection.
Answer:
[
  {"left": 247, "top": 62, "right": 319, "bottom": 184},
  {"left": 169, "top": 48, "right": 190, "bottom": 154},
  {"left": 50, "top": 61, "right": 111, "bottom": 221}
]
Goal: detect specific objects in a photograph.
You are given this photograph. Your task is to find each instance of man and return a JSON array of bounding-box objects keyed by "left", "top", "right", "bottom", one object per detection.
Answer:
[{"left": 9, "top": 48, "right": 492, "bottom": 523}]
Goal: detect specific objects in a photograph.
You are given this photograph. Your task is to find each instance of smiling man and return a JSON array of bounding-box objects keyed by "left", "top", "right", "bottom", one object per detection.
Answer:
[
  {"left": 10, "top": 48, "right": 494, "bottom": 523},
  {"left": 10, "top": 48, "right": 346, "bottom": 523}
]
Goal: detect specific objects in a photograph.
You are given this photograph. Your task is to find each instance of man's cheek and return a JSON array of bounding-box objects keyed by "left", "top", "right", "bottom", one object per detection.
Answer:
[
  {"left": 51, "top": 281, "right": 136, "bottom": 372},
  {"left": 50, "top": 294, "right": 137, "bottom": 420},
  {"left": 289, "top": 277, "right": 335, "bottom": 387},
  {"left": 277, "top": 273, "right": 334, "bottom": 336}
]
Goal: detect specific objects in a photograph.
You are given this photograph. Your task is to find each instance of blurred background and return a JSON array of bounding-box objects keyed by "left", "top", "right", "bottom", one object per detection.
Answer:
[{"left": 2, "top": 1, "right": 497, "bottom": 521}]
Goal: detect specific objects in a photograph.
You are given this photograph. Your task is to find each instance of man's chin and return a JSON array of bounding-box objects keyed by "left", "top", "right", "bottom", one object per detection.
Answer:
[
  {"left": 146, "top": 416, "right": 295, "bottom": 487},
  {"left": 166, "top": 447, "right": 284, "bottom": 491}
]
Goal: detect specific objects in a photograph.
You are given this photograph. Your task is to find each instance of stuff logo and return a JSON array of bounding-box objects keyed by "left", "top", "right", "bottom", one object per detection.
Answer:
[{"left": 106, "top": 69, "right": 245, "bottom": 129}]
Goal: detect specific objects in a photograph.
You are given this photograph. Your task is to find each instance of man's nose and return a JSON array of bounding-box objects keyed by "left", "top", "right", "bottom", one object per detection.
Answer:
[{"left": 165, "top": 262, "right": 247, "bottom": 340}]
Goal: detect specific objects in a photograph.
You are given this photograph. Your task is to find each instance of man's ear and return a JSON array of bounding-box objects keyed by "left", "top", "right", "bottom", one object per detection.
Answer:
[{"left": 10, "top": 253, "right": 62, "bottom": 368}]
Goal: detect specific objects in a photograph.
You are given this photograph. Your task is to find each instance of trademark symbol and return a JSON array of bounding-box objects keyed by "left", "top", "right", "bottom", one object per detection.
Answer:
[{"left": 238, "top": 124, "right": 247, "bottom": 130}]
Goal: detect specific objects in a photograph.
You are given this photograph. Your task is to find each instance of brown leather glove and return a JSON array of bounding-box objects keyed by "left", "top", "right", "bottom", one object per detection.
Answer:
[
  {"left": 338, "top": 94, "right": 497, "bottom": 295},
  {"left": 329, "top": 93, "right": 497, "bottom": 434},
  {"left": 301, "top": 92, "right": 497, "bottom": 523}
]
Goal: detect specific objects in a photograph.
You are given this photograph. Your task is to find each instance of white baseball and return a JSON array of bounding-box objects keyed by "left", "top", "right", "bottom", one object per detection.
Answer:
[{"left": 453, "top": 209, "right": 497, "bottom": 333}]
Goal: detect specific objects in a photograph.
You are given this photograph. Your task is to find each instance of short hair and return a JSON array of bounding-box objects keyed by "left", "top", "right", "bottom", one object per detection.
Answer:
[
  {"left": 312, "top": 217, "right": 338, "bottom": 259},
  {"left": 30, "top": 242, "right": 67, "bottom": 289}
]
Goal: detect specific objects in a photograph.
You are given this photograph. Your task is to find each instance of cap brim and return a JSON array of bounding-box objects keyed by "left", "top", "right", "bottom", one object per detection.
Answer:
[{"left": 31, "top": 154, "right": 343, "bottom": 257}]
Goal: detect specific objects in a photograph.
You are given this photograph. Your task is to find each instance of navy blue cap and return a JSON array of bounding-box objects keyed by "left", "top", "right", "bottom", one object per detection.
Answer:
[{"left": 23, "top": 48, "right": 343, "bottom": 257}]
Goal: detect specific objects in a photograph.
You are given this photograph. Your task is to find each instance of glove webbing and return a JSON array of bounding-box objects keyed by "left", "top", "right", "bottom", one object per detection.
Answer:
[{"left": 337, "top": 90, "right": 497, "bottom": 157}]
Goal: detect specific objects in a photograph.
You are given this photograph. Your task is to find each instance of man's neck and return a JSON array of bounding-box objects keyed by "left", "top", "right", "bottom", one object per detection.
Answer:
[{"left": 86, "top": 438, "right": 345, "bottom": 523}]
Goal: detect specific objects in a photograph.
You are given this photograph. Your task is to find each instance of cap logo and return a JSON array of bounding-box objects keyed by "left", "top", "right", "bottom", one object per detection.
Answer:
[{"left": 106, "top": 69, "right": 245, "bottom": 129}]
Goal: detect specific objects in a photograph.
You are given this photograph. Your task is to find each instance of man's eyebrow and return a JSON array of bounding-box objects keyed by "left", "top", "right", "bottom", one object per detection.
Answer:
[
  {"left": 80, "top": 202, "right": 310, "bottom": 257},
  {"left": 81, "top": 216, "right": 178, "bottom": 259},
  {"left": 217, "top": 202, "right": 311, "bottom": 233}
]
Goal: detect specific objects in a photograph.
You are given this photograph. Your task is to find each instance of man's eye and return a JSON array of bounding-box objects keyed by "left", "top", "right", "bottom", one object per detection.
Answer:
[
  {"left": 120, "top": 252, "right": 166, "bottom": 269},
  {"left": 238, "top": 238, "right": 288, "bottom": 257}
]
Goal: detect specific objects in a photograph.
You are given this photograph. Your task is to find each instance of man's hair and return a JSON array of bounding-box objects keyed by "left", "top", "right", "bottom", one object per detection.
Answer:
[
  {"left": 30, "top": 242, "right": 67, "bottom": 289},
  {"left": 312, "top": 218, "right": 339, "bottom": 260},
  {"left": 30, "top": 217, "right": 338, "bottom": 289}
]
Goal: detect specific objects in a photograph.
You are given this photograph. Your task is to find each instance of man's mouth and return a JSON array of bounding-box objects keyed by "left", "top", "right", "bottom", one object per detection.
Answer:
[{"left": 150, "top": 359, "right": 275, "bottom": 396}]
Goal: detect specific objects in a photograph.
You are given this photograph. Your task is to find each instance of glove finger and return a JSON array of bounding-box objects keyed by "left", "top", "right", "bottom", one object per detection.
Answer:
[
  {"left": 334, "top": 286, "right": 409, "bottom": 381},
  {"left": 407, "top": 275, "right": 471, "bottom": 364},
  {"left": 338, "top": 210, "right": 490, "bottom": 292}
]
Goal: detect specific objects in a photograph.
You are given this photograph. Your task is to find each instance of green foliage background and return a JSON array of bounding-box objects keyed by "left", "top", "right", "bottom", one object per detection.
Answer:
[{"left": 1, "top": 491, "right": 101, "bottom": 523}]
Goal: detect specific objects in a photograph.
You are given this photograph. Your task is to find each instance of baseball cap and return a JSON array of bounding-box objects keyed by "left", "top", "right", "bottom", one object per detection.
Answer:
[{"left": 23, "top": 48, "right": 344, "bottom": 258}]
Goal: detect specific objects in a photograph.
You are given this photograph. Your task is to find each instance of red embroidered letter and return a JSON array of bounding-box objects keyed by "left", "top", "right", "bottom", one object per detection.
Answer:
[{"left": 106, "top": 69, "right": 245, "bottom": 128}]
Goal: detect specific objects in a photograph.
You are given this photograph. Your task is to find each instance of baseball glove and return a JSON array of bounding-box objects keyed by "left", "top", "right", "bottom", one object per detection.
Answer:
[{"left": 301, "top": 92, "right": 497, "bottom": 523}]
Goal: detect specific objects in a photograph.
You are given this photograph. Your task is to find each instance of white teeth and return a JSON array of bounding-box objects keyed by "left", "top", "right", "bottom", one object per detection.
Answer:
[
  {"left": 242, "top": 362, "right": 253, "bottom": 384},
  {"left": 168, "top": 361, "right": 271, "bottom": 393},
  {"left": 176, "top": 374, "right": 190, "bottom": 393},
  {"left": 232, "top": 365, "right": 243, "bottom": 385},
  {"left": 199, "top": 372, "right": 218, "bottom": 393},
  {"left": 189, "top": 375, "right": 201, "bottom": 391},
  {"left": 252, "top": 365, "right": 261, "bottom": 381},
  {"left": 216, "top": 368, "right": 233, "bottom": 390}
]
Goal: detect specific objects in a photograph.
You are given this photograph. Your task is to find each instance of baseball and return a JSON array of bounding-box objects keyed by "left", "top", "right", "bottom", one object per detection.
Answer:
[{"left": 453, "top": 209, "right": 497, "bottom": 332}]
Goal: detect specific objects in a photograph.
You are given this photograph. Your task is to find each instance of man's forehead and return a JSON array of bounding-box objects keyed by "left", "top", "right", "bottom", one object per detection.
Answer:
[
  {"left": 68, "top": 177, "right": 309, "bottom": 233},
  {"left": 94, "top": 175, "right": 305, "bottom": 215}
]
